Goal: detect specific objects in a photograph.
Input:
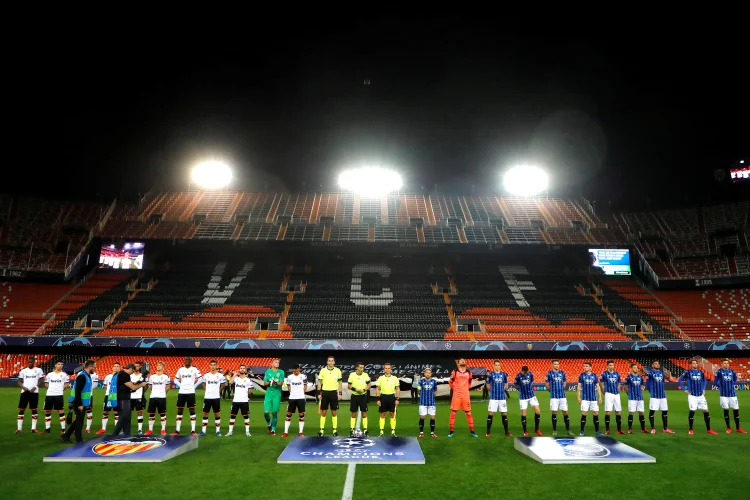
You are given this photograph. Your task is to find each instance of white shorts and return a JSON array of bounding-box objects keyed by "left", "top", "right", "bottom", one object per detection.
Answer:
[
  {"left": 550, "top": 398, "right": 568, "bottom": 412},
  {"left": 519, "top": 397, "right": 540, "bottom": 410},
  {"left": 628, "top": 400, "right": 645, "bottom": 413},
  {"left": 688, "top": 395, "right": 708, "bottom": 411},
  {"left": 720, "top": 397, "right": 739, "bottom": 410},
  {"left": 488, "top": 400, "right": 508, "bottom": 413},
  {"left": 580, "top": 400, "right": 599, "bottom": 412},
  {"left": 604, "top": 393, "right": 622, "bottom": 412},
  {"left": 649, "top": 398, "right": 668, "bottom": 411},
  {"left": 418, "top": 405, "right": 436, "bottom": 416}
]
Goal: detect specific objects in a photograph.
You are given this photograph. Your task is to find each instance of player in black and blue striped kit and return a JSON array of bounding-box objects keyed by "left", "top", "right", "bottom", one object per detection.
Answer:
[
  {"left": 678, "top": 359, "right": 717, "bottom": 435},
  {"left": 645, "top": 360, "right": 674, "bottom": 434},
  {"left": 545, "top": 360, "right": 573, "bottom": 436},
  {"left": 600, "top": 361, "right": 624, "bottom": 435},
  {"left": 577, "top": 362, "right": 602, "bottom": 436},
  {"left": 714, "top": 359, "right": 746, "bottom": 434},
  {"left": 486, "top": 360, "right": 511, "bottom": 437},
  {"left": 624, "top": 364, "right": 647, "bottom": 433},
  {"left": 417, "top": 368, "right": 438, "bottom": 439}
]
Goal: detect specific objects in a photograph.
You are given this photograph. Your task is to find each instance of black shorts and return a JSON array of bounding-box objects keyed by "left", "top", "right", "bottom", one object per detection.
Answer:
[
  {"left": 350, "top": 394, "right": 368, "bottom": 413},
  {"left": 148, "top": 398, "right": 167, "bottom": 414},
  {"left": 287, "top": 399, "right": 306, "bottom": 414},
  {"left": 231, "top": 402, "right": 250, "bottom": 416},
  {"left": 203, "top": 399, "right": 221, "bottom": 414},
  {"left": 320, "top": 391, "right": 339, "bottom": 411},
  {"left": 176, "top": 393, "right": 196, "bottom": 409},
  {"left": 379, "top": 394, "right": 396, "bottom": 413},
  {"left": 131, "top": 398, "right": 145, "bottom": 411},
  {"left": 43, "top": 396, "right": 64, "bottom": 411},
  {"left": 18, "top": 392, "right": 39, "bottom": 410}
]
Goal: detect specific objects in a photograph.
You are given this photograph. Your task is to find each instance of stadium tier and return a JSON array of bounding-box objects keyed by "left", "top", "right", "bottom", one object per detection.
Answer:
[
  {"left": 654, "top": 289, "right": 750, "bottom": 341},
  {"left": 1, "top": 192, "right": 748, "bottom": 281}
]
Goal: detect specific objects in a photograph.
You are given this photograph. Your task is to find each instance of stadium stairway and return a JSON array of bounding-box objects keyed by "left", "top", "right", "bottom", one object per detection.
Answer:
[
  {"left": 596, "top": 280, "right": 680, "bottom": 340},
  {"left": 44, "top": 272, "right": 132, "bottom": 336}
]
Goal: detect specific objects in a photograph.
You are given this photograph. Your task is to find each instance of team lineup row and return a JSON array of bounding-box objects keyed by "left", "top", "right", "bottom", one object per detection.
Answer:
[{"left": 14, "top": 356, "right": 746, "bottom": 443}]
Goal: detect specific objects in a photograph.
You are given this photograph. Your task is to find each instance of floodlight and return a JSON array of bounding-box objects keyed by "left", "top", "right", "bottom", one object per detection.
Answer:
[
  {"left": 338, "top": 167, "right": 403, "bottom": 197},
  {"left": 191, "top": 161, "right": 232, "bottom": 189},
  {"left": 502, "top": 165, "right": 549, "bottom": 196}
]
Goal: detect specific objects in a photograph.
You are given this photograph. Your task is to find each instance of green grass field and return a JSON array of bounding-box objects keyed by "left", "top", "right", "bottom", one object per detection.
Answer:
[{"left": 1, "top": 388, "right": 748, "bottom": 500}]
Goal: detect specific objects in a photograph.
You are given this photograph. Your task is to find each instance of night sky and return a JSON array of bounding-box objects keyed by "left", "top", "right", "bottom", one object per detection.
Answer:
[{"left": 9, "top": 20, "right": 748, "bottom": 210}]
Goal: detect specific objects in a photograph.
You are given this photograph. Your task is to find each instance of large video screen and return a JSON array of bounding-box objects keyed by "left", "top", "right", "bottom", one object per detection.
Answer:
[
  {"left": 588, "top": 248, "right": 631, "bottom": 276},
  {"left": 99, "top": 242, "right": 145, "bottom": 270},
  {"left": 730, "top": 166, "right": 749, "bottom": 183}
]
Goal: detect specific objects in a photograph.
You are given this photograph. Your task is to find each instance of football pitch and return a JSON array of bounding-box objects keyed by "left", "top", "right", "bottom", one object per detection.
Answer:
[{"left": 1, "top": 389, "right": 748, "bottom": 500}]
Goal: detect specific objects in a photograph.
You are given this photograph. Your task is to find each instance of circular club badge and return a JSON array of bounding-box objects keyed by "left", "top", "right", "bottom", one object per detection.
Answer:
[{"left": 93, "top": 437, "right": 166, "bottom": 456}]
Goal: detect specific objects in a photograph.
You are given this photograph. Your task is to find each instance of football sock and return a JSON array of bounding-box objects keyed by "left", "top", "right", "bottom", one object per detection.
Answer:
[
  {"left": 390, "top": 416, "right": 396, "bottom": 432},
  {"left": 724, "top": 409, "right": 731, "bottom": 429},
  {"left": 160, "top": 413, "right": 166, "bottom": 431},
  {"left": 331, "top": 415, "right": 337, "bottom": 431},
  {"left": 362, "top": 417, "right": 367, "bottom": 430},
  {"left": 271, "top": 412, "right": 278, "bottom": 431},
  {"left": 283, "top": 417, "right": 290, "bottom": 434},
  {"left": 149, "top": 413, "right": 155, "bottom": 431},
  {"left": 662, "top": 411, "right": 668, "bottom": 430},
  {"left": 703, "top": 412, "right": 711, "bottom": 430},
  {"left": 380, "top": 417, "right": 385, "bottom": 431},
  {"left": 31, "top": 410, "right": 37, "bottom": 431},
  {"left": 137, "top": 411, "right": 143, "bottom": 432},
  {"left": 593, "top": 415, "right": 600, "bottom": 432},
  {"left": 351, "top": 417, "right": 356, "bottom": 430},
  {"left": 521, "top": 416, "right": 527, "bottom": 432},
  {"left": 466, "top": 412, "right": 474, "bottom": 431},
  {"left": 534, "top": 413, "right": 540, "bottom": 431},
  {"left": 649, "top": 410, "right": 655, "bottom": 429},
  {"left": 264, "top": 412, "right": 271, "bottom": 427},
  {"left": 114, "top": 411, "right": 119, "bottom": 428},
  {"left": 86, "top": 410, "right": 92, "bottom": 431},
  {"left": 430, "top": 419, "right": 435, "bottom": 433},
  {"left": 320, "top": 415, "right": 326, "bottom": 432},
  {"left": 419, "top": 417, "right": 425, "bottom": 433},
  {"left": 17, "top": 410, "right": 24, "bottom": 431},
  {"left": 299, "top": 412, "right": 305, "bottom": 434},
  {"left": 605, "top": 414, "right": 610, "bottom": 431},
  {"left": 449, "top": 411, "right": 457, "bottom": 431},
  {"left": 580, "top": 415, "right": 587, "bottom": 432},
  {"left": 689, "top": 410, "right": 695, "bottom": 430},
  {"left": 563, "top": 414, "right": 570, "bottom": 431},
  {"left": 734, "top": 410, "right": 741, "bottom": 430},
  {"left": 175, "top": 413, "right": 182, "bottom": 432},
  {"left": 639, "top": 414, "right": 646, "bottom": 431},
  {"left": 215, "top": 413, "right": 221, "bottom": 433},
  {"left": 101, "top": 413, "right": 109, "bottom": 431},
  {"left": 190, "top": 411, "right": 196, "bottom": 432},
  {"left": 59, "top": 412, "right": 66, "bottom": 431},
  {"left": 229, "top": 415, "right": 236, "bottom": 433},
  {"left": 551, "top": 413, "right": 557, "bottom": 431},
  {"left": 45, "top": 411, "right": 52, "bottom": 430},
  {"left": 616, "top": 414, "right": 622, "bottom": 432},
  {"left": 501, "top": 415, "right": 509, "bottom": 433},
  {"left": 244, "top": 415, "right": 250, "bottom": 433},
  {"left": 202, "top": 414, "right": 208, "bottom": 433},
  {"left": 486, "top": 415, "right": 493, "bottom": 433},
  {"left": 628, "top": 414, "right": 633, "bottom": 430}
]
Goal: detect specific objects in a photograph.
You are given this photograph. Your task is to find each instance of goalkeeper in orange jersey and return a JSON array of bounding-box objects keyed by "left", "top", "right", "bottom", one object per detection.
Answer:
[{"left": 448, "top": 358, "right": 478, "bottom": 438}]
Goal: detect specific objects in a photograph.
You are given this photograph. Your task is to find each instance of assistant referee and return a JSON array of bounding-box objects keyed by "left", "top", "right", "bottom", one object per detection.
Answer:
[
  {"left": 317, "top": 356, "right": 342, "bottom": 437},
  {"left": 376, "top": 362, "right": 400, "bottom": 437},
  {"left": 347, "top": 362, "right": 372, "bottom": 437}
]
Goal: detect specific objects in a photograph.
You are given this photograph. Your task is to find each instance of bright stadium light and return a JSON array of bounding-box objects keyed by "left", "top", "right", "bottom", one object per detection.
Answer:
[
  {"left": 502, "top": 165, "right": 549, "bottom": 196},
  {"left": 191, "top": 161, "right": 232, "bottom": 189},
  {"left": 338, "top": 167, "right": 403, "bottom": 197}
]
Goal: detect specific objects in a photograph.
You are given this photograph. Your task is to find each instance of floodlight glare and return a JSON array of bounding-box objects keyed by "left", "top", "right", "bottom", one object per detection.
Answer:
[
  {"left": 191, "top": 161, "right": 232, "bottom": 189},
  {"left": 338, "top": 167, "right": 403, "bottom": 197},
  {"left": 502, "top": 165, "right": 549, "bottom": 196}
]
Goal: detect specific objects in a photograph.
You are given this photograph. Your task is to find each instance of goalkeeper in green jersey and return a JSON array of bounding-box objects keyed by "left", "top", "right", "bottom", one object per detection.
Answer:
[{"left": 263, "top": 359, "right": 285, "bottom": 435}]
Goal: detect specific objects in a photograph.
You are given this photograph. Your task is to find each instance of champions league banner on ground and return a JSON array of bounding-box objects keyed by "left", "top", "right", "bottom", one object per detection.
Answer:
[
  {"left": 515, "top": 436, "right": 655, "bottom": 464},
  {"left": 2, "top": 336, "right": 748, "bottom": 352},
  {"left": 278, "top": 436, "right": 425, "bottom": 464}
]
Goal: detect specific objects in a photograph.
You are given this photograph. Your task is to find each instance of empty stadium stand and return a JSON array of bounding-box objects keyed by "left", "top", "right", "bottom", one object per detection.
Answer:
[
  {"left": 654, "top": 288, "right": 750, "bottom": 341},
  {"left": 596, "top": 280, "right": 678, "bottom": 339}
]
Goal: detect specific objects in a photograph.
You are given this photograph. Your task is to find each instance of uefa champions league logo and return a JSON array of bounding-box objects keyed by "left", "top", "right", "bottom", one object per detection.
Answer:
[
  {"left": 332, "top": 438, "right": 376, "bottom": 450},
  {"left": 555, "top": 439, "right": 610, "bottom": 458}
]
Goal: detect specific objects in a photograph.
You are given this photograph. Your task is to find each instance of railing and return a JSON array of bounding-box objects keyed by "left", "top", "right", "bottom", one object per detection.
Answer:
[{"left": 33, "top": 314, "right": 56, "bottom": 336}]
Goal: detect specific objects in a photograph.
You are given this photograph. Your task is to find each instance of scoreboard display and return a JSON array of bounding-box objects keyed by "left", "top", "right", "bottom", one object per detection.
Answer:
[{"left": 730, "top": 166, "right": 749, "bottom": 183}]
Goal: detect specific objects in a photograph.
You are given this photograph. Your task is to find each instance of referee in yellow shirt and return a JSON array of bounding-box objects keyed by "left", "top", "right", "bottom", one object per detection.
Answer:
[
  {"left": 317, "top": 356, "right": 343, "bottom": 437},
  {"left": 376, "top": 362, "right": 400, "bottom": 437},
  {"left": 347, "top": 362, "right": 371, "bottom": 437}
]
